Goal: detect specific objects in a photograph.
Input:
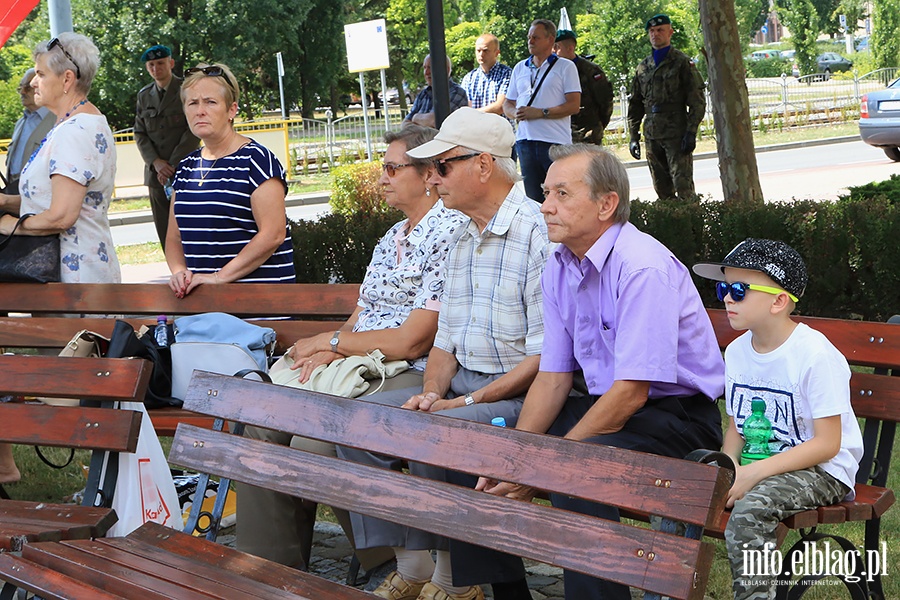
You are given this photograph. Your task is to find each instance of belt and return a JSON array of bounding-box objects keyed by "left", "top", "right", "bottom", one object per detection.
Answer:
[{"left": 649, "top": 103, "right": 681, "bottom": 113}]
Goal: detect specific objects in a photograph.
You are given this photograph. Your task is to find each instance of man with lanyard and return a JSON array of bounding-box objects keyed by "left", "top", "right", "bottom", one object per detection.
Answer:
[
  {"left": 627, "top": 14, "right": 706, "bottom": 201},
  {"left": 134, "top": 44, "right": 199, "bottom": 251},
  {"left": 504, "top": 19, "right": 580, "bottom": 202},
  {"left": 4, "top": 69, "right": 54, "bottom": 195},
  {"left": 553, "top": 29, "right": 614, "bottom": 145}
]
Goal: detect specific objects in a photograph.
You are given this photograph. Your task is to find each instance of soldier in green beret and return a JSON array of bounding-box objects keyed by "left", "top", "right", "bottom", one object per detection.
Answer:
[
  {"left": 627, "top": 14, "right": 706, "bottom": 201},
  {"left": 134, "top": 44, "right": 199, "bottom": 251},
  {"left": 554, "top": 29, "right": 614, "bottom": 145}
]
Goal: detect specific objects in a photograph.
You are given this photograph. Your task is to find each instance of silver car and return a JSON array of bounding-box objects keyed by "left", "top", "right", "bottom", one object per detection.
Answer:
[{"left": 859, "top": 77, "right": 900, "bottom": 162}]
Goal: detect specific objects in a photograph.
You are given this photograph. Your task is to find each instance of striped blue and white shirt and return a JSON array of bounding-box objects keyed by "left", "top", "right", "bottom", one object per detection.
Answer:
[
  {"left": 172, "top": 141, "right": 295, "bottom": 283},
  {"left": 461, "top": 63, "right": 512, "bottom": 112}
]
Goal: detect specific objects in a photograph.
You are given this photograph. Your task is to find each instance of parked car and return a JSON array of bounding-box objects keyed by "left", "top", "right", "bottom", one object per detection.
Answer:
[
  {"left": 855, "top": 36, "right": 869, "bottom": 52},
  {"left": 378, "top": 82, "right": 412, "bottom": 105},
  {"left": 747, "top": 50, "right": 781, "bottom": 61},
  {"left": 859, "top": 77, "right": 900, "bottom": 162},
  {"left": 816, "top": 52, "right": 853, "bottom": 75}
]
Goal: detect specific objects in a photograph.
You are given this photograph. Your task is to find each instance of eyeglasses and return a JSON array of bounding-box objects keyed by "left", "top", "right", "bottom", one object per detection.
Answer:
[
  {"left": 185, "top": 65, "right": 236, "bottom": 94},
  {"left": 382, "top": 162, "right": 414, "bottom": 178},
  {"left": 48, "top": 38, "right": 81, "bottom": 79},
  {"left": 716, "top": 281, "right": 799, "bottom": 304},
  {"left": 433, "top": 153, "right": 481, "bottom": 177}
]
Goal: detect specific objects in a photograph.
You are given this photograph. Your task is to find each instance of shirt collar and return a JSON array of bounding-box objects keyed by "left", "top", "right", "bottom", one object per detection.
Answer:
[
  {"left": 554, "top": 220, "right": 626, "bottom": 273},
  {"left": 477, "top": 184, "right": 528, "bottom": 239},
  {"left": 525, "top": 53, "right": 558, "bottom": 69},
  {"left": 400, "top": 199, "right": 447, "bottom": 247},
  {"left": 24, "top": 106, "right": 50, "bottom": 119}
]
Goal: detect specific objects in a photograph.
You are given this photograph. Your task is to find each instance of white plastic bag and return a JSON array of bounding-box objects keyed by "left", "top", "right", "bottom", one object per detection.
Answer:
[{"left": 105, "top": 401, "right": 182, "bottom": 536}]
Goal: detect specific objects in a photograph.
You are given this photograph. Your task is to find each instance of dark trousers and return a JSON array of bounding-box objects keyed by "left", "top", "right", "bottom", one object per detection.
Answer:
[
  {"left": 450, "top": 393, "right": 723, "bottom": 600},
  {"left": 147, "top": 182, "right": 170, "bottom": 251},
  {"left": 515, "top": 140, "right": 554, "bottom": 203}
]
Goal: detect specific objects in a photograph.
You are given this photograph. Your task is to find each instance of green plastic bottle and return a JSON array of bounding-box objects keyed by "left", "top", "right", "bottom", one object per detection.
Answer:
[{"left": 740, "top": 398, "right": 772, "bottom": 465}]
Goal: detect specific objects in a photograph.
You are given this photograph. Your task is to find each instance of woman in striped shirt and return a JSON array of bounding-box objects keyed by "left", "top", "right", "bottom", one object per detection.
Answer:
[{"left": 166, "top": 62, "right": 295, "bottom": 298}]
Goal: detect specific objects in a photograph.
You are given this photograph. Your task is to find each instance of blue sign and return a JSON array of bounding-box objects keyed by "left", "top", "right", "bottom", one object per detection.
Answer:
[{"left": 761, "top": 24, "right": 768, "bottom": 34}]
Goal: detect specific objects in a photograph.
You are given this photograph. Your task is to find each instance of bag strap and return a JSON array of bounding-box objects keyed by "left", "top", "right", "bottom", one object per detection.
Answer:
[
  {"left": 0, "top": 213, "right": 35, "bottom": 252},
  {"left": 34, "top": 446, "right": 75, "bottom": 469},
  {"left": 525, "top": 56, "right": 558, "bottom": 108}
]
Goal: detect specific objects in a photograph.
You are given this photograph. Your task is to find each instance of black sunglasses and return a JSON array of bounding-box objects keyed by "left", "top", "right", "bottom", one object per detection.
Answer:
[
  {"left": 48, "top": 37, "right": 81, "bottom": 79},
  {"left": 185, "top": 65, "right": 236, "bottom": 94},
  {"left": 433, "top": 153, "right": 482, "bottom": 177}
]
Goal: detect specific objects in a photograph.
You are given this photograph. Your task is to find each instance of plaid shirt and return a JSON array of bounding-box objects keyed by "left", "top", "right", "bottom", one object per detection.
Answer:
[
  {"left": 434, "top": 185, "right": 549, "bottom": 374},
  {"left": 404, "top": 80, "right": 468, "bottom": 121},
  {"left": 461, "top": 63, "right": 512, "bottom": 110}
]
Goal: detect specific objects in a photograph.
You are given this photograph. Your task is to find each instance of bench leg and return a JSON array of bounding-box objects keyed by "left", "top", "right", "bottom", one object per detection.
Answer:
[{"left": 776, "top": 530, "right": 870, "bottom": 600}]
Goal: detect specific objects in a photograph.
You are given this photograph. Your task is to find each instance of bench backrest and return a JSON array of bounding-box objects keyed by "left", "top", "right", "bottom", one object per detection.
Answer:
[
  {"left": 170, "top": 372, "right": 731, "bottom": 600},
  {"left": 0, "top": 283, "right": 360, "bottom": 353}
]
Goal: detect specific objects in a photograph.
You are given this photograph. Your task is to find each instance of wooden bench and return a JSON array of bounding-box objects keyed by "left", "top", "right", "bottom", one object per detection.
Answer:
[
  {"left": 0, "top": 355, "right": 149, "bottom": 552},
  {"left": 703, "top": 310, "right": 899, "bottom": 600},
  {"left": 0, "top": 371, "right": 732, "bottom": 600},
  {"left": 0, "top": 282, "right": 360, "bottom": 436}
]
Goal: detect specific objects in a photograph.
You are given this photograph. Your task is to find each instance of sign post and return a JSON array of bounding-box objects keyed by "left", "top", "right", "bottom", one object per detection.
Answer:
[
  {"left": 344, "top": 19, "right": 391, "bottom": 161},
  {"left": 276, "top": 52, "right": 287, "bottom": 120}
]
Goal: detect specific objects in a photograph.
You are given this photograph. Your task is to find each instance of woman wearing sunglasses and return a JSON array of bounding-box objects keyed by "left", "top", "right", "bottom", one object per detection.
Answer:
[
  {"left": 166, "top": 63, "right": 295, "bottom": 297},
  {"left": 236, "top": 124, "right": 468, "bottom": 574},
  {"left": 0, "top": 32, "right": 120, "bottom": 283}
]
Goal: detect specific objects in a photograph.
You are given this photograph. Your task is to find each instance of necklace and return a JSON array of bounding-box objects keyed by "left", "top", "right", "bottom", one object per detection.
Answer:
[
  {"left": 197, "top": 154, "right": 219, "bottom": 187},
  {"left": 57, "top": 98, "right": 88, "bottom": 125}
]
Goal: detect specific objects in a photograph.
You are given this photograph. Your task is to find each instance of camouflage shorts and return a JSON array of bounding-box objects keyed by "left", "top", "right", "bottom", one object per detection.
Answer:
[{"left": 725, "top": 465, "right": 849, "bottom": 600}]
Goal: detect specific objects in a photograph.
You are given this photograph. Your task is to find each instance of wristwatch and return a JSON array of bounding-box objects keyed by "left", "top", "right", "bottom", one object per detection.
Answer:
[
  {"left": 542, "top": 108, "right": 550, "bottom": 118},
  {"left": 329, "top": 330, "right": 341, "bottom": 353},
  {"left": 464, "top": 393, "right": 476, "bottom": 406}
]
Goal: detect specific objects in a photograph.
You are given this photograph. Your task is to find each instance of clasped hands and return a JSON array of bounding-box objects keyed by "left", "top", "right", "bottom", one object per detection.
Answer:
[
  {"left": 286, "top": 333, "right": 340, "bottom": 384},
  {"left": 402, "top": 391, "right": 466, "bottom": 413}
]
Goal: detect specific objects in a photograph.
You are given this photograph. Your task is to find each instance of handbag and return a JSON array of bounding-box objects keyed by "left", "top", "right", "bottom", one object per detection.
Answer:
[
  {"left": 169, "top": 313, "right": 276, "bottom": 400},
  {"left": 39, "top": 330, "right": 110, "bottom": 407},
  {"left": 270, "top": 349, "right": 409, "bottom": 397},
  {"left": 0, "top": 213, "right": 61, "bottom": 283},
  {"left": 106, "top": 320, "right": 181, "bottom": 409}
]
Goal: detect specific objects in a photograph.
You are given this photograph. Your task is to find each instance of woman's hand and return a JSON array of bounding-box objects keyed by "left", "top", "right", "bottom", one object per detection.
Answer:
[
  {"left": 476, "top": 477, "right": 537, "bottom": 502},
  {"left": 168, "top": 269, "right": 193, "bottom": 298},
  {"left": 287, "top": 333, "right": 331, "bottom": 364},
  {"left": 289, "top": 350, "right": 340, "bottom": 383}
]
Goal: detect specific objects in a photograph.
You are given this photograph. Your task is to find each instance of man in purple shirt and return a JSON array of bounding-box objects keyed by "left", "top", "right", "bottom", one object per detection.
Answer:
[{"left": 479, "top": 143, "right": 724, "bottom": 600}]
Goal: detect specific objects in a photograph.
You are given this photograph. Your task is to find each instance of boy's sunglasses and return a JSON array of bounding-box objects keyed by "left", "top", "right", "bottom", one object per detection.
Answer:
[
  {"left": 48, "top": 38, "right": 81, "bottom": 79},
  {"left": 185, "top": 66, "right": 236, "bottom": 94},
  {"left": 716, "top": 281, "right": 799, "bottom": 303},
  {"left": 382, "top": 162, "right": 413, "bottom": 177}
]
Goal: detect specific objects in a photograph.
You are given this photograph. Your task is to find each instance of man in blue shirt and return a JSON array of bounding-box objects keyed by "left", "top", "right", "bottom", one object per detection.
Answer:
[
  {"left": 405, "top": 55, "right": 468, "bottom": 128},
  {"left": 461, "top": 34, "right": 512, "bottom": 117},
  {"left": 4, "top": 69, "right": 54, "bottom": 195}
]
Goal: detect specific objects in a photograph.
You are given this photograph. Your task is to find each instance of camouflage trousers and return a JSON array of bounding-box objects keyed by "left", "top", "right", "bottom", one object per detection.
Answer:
[
  {"left": 646, "top": 136, "right": 696, "bottom": 201},
  {"left": 725, "top": 465, "right": 850, "bottom": 600}
]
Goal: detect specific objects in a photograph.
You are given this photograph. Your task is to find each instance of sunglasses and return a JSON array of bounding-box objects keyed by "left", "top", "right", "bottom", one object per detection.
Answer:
[
  {"left": 48, "top": 38, "right": 81, "bottom": 79},
  {"left": 716, "top": 281, "right": 799, "bottom": 303},
  {"left": 382, "top": 162, "right": 414, "bottom": 178},
  {"left": 433, "top": 153, "right": 481, "bottom": 177},
  {"left": 185, "top": 65, "right": 236, "bottom": 94}
]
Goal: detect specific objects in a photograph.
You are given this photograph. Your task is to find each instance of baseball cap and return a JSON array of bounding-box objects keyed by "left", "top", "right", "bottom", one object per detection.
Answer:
[
  {"left": 646, "top": 14, "right": 671, "bottom": 29},
  {"left": 555, "top": 30, "right": 577, "bottom": 43},
  {"left": 141, "top": 45, "right": 172, "bottom": 62},
  {"left": 692, "top": 238, "right": 808, "bottom": 299},
  {"left": 406, "top": 107, "right": 515, "bottom": 159}
]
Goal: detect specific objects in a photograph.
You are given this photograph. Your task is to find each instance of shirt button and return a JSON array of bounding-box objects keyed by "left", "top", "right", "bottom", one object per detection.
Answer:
[
  {"left": 581, "top": 316, "right": 590, "bottom": 323},
  {"left": 476, "top": 248, "right": 483, "bottom": 255},
  {"left": 468, "top": 351, "right": 474, "bottom": 357},
  {"left": 474, "top": 283, "right": 479, "bottom": 289},
  {"left": 580, "top": 284, "right": 587, "bottom": 291},
  {"left": 585, "top": 349, "right": 592, "bottom": 356}
]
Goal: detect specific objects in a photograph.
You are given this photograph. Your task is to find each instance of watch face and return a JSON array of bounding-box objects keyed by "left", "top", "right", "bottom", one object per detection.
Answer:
[{"left": 330, "top": 337, "right": 339, "bottom": 345}]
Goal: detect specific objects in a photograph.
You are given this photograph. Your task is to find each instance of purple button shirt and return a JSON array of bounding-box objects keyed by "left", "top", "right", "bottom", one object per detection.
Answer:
[{"left": 540, "top": 221, "right": 724, "bottom": 400}]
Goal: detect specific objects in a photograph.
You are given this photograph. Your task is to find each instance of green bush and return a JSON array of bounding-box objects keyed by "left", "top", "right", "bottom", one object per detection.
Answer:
[
  {"left": 329, "top": 161, "right": 386, "bottom": 216},
  {"left": 844, "top": 174, "right": 900, "bottom": 204},
  {"left": 745, "top": 58, "right": 792, "bottom": 78}
]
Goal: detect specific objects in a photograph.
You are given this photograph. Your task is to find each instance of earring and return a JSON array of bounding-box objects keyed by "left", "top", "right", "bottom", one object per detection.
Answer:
[{"left": 425, "top": 188, "right": 431, "bottom": 197}]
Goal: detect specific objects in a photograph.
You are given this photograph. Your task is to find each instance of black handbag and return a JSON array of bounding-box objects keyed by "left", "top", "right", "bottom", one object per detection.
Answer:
[
  {"left": 0, "top": 213, "right": 61, "bottom": 283},
  {"left": 105, "top": 320, "right": 182, "bottom": 409}
]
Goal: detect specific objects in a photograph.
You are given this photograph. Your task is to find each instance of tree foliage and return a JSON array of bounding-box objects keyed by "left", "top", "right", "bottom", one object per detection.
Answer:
[
  {"left": 872, "top": 0, "right": 900, "bottom": 70},
  {"left": 776, "top": 0, "right": 818, "bottom": 75},
  {"left": 575, "top": 1, "right": 656, "bottom": 89}
]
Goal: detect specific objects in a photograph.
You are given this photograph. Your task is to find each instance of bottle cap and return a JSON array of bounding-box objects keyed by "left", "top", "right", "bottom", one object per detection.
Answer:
[
  {"left": 750, "top": 398, "right": 766, "bottom": 412},
  {"left": 157, "top": 315, "right": 167, "bottom": 322},
  {"left": 491, "top": 417, "right": 507, "bottom": 427}
]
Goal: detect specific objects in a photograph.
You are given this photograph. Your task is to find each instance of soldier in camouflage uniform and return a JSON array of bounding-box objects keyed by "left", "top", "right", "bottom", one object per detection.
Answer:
[
  {"left": 554, "top": 30, "right": 614, "bottom": 145},
  {"left": 627, "top": 14, "right": 705, "bottom": 201}
]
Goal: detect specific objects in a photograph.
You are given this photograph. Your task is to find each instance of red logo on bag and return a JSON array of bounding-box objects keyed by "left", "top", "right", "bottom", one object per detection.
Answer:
[{"left": 138, "top": 458, "right": 172, "bottom": 524}]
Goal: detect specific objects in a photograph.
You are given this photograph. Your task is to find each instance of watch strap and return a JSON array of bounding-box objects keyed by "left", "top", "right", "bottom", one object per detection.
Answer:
[
  {"left": 464, "top": 393, "right": 475, "bottom": 406},
  {"left": 330, "top": 330, "right": 341, "bottom": 353}
]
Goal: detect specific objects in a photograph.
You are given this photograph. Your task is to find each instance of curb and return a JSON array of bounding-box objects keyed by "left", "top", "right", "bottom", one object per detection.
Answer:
[{"left": 110, "top": 135, "right": 859, "bottom": 226}]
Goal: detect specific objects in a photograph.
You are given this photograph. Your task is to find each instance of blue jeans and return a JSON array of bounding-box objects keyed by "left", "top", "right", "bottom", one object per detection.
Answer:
[{"left": 516, "top": 140, "right": 554, "bottom": 202}]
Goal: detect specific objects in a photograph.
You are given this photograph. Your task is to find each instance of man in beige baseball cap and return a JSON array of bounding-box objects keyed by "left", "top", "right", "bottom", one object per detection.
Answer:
[{"left": 337, "top": 106, "right": 549, "bottom": 600}]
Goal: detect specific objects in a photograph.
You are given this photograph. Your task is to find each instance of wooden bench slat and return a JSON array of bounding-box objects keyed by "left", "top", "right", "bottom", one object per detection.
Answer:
[
  {"left": 1, "top": 403, "right": 142, "bottom": 452},
  {"left": 171, "top": 424, "right": 716, "bottom": 600},
  {"left": 184, "top": 373, "right": 730, "bottom": 528},
  {"left": 0, "top": 554, "right": 128, "bottom": 600},
  {"left": 147, "top": 408, "right": 218, "bottom": 438},
  {"left": 127, "top": 523, "right": 372, "bottom": 599},
  {"left": 104, "top": 534, "right": 369, "bottom": 600},
  {"left": 0, "top": 355, "right": 152, "bottom": 404},
  {"left": 21, "top": 542, "right": 213, "bottom": 600},
  {"left": 0, "top": 500, "right": 117, "bottom": 530},
  {"left": 849, "top": 372, "right": 900, "bottom": 421}
]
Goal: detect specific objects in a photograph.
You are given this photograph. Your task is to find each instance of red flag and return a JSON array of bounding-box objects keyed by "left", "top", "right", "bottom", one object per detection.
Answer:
[{"left": 1, "top": 0, "right": 40, "bottom": 49}]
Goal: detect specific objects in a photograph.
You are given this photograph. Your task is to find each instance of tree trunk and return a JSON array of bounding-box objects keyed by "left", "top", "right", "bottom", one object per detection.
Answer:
[{"left": 699, "top": 0, "right": 765, "bottom": 204}]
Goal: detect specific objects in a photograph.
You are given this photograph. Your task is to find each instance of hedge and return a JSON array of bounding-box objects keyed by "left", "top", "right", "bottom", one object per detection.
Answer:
[{"left": 290, "top": 191, "right": 899, "bottom": 322}]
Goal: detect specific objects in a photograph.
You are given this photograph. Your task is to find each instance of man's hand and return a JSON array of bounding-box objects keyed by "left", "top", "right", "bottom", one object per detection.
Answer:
[
  {"left": 681, "top": 132, "right": 697, "bottom": 154},
  {"left": 153, "top": 158, "right": 176, "bottom": 181},
  {"left": 476, "top": 477, "right": 538, "bottom": 502},
  {"left": 402, "top": 391, "right": 441, "bottom": 411},
  {"left": 629, "top": 140, "right": 641, "bottom": 160}
]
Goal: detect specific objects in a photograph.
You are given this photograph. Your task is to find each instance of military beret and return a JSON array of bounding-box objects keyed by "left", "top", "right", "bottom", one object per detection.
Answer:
[
  {"left": 645, "top": 14, "right": 671, "bottom": 29},
  {"left": 141, "top": 45, "right": 172, "bottom": 62},
  {"left": 555, "top": 29, "right": 577, "bottom": 43}
]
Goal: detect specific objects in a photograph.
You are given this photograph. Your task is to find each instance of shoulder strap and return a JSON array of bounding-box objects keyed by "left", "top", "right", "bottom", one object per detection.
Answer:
[{"left": 525, "top": 56, "right": 558, "bottom": 108}]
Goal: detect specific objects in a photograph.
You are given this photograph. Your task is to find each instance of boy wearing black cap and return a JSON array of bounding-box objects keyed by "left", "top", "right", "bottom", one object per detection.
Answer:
[{"left": 694, "top": 239, "right": 863, "bottom": 600}]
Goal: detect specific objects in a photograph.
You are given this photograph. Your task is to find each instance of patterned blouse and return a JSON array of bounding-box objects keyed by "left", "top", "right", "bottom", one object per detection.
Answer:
[
  {"left": 354, "top": 199, "right": 467, "bottom": 371},
  {"left": 19, "top": 114, "right": 121, "bottom": 283}
]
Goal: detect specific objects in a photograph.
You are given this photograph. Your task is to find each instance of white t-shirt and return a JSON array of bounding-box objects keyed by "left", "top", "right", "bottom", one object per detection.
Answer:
[
  {"left": 507, "top": 55, "right": 580, "bottom": 145},
  {"left": 724, "top": 323, "right": 863, "bottom": 498}
]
